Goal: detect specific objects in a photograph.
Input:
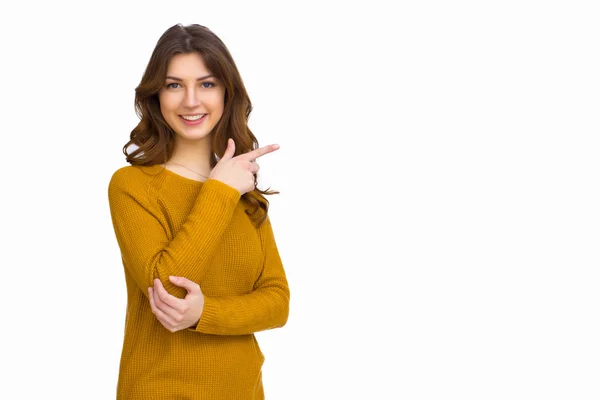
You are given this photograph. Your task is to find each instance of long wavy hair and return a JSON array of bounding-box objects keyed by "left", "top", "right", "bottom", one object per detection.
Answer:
[{"left": 122, "top": 23, "right": 278, "bottom": 227}]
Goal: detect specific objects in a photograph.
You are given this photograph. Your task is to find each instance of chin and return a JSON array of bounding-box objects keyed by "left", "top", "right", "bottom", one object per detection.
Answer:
[
  {"left": 179, "top": 132, "right": 212, "bottom": 141},
  {"left": 173, "top": 122, "right": 211, "bottom": 137}
]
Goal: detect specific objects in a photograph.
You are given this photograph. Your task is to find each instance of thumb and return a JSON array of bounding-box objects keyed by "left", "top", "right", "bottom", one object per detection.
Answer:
[
  {"left": 220, "top": 138, "right": 235, "bottom": 162},
  {"left": 169, "top": 276, "right": 200, "bottom": 293}
]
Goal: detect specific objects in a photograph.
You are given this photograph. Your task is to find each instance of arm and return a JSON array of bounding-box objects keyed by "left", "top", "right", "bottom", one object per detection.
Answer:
[
  {"left": 108, "top": 168, "right": 241, "bottom": 299},
  {"left": 187, "top": 216, "right": 290, "bottom": 335}
]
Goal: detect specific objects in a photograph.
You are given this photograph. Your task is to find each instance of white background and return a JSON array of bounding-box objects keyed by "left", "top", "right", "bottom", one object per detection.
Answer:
[{"left": 1, "top": 1, "right": 599, "bottom": 399}]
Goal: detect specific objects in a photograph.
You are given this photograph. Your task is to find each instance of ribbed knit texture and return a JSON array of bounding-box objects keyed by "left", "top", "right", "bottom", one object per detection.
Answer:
[{"left": 107, "top": 164, "right": 290, "bottom": 399}]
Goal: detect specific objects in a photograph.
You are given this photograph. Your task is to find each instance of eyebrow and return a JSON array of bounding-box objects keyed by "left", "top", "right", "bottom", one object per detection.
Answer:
[{"left": 165, "top": 74, "right": 214, "bottom": 81}]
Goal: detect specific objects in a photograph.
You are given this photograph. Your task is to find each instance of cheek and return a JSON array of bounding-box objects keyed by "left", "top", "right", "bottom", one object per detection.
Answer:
[
  {"left": 209, "top": 94, "right": 225, "bottom": 113},
  {"left": 159, "top": 93, "right": 178, "bottom": 115}
]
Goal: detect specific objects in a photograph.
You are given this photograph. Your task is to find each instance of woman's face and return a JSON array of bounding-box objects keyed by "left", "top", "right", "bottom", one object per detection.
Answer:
[{"left": 158, "top": 52, "right": 226, "bottom": 142}]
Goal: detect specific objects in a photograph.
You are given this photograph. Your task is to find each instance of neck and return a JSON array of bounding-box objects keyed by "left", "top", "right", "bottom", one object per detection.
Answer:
[{"left": 169, "top": 136, "right": 213, "bottom": 175}]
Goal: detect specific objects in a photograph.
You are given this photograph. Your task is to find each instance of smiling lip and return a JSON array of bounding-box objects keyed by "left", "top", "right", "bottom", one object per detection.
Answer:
[{"left": 179, "top": 114, "right": 207, "bottom": 126}]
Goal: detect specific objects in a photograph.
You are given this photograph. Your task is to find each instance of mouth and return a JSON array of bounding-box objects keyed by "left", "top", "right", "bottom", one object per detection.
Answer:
[{"left": 179, "top": 114, "right": 207, "bottom": 126}]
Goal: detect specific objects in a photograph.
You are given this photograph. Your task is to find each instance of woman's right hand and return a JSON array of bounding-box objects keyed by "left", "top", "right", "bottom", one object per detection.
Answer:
[{"left": 209, "top": 138, "right": 280, "bottom": 195}]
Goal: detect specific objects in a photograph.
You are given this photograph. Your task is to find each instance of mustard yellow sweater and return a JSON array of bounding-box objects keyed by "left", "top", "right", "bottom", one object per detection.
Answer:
[{"left": 107, "top": 164, "right": 290, "bottom": 399}]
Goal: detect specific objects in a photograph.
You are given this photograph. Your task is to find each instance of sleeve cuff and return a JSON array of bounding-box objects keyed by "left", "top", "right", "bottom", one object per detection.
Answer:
[
  {"left": 201, "top": 179, "right": 241, "bottom": 205},
  {"left": 193, "top": 295, "right": 220, "bottom": 333}
]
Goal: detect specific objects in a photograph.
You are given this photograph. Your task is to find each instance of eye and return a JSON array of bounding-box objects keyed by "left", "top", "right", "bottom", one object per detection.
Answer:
[
  {"left": 202, "top": 81, "right": 216, "bottom": 88},
  {"left": 166, "top": 82, "right": 181, "bottom": 89}
]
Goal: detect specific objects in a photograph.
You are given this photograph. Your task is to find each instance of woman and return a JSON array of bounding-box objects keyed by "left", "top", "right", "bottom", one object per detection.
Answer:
[{"left": 107, "top": 23, "right": 290, "bottom": 399}]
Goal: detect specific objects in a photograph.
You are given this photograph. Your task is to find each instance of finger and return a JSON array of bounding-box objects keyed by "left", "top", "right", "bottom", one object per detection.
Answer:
[
  {"left": 239, "top": 161, "right": 260, "bottom": 174},
  {"left": 151, "top": 286, "right": 178, "bottom": 326},
  {"left": 169, "top": 276, "right": 200, "bottom": 294},
  {"left": 152, "top": 284, "right": 182, "bottom": 328},
  {"left": 149, "top": 287, "right": 170, "bottom": 321},
  {"left": 150, "top": 288, "right": 177, "bottom": 328},
  {"left": 154, "top": 279, "right": 185, "bottom": 313},
  {"left": 249, "top": 162, "right": 260, "bottom": 173},
  {"left": 220, "top": 138, "right": 236, "bottom": 162},
  {"left": 237, "top": 144, "right": 279, "bottom": 162}
]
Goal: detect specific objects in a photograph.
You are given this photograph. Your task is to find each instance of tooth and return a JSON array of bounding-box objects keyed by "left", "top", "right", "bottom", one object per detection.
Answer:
[{"left": 182, "top": 114, "right": 204, "bottom": 121}]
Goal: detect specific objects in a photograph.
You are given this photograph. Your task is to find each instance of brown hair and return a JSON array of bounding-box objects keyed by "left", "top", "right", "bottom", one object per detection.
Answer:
[{"left": 122, "top": 23, "right": 278, "bottom": 227}]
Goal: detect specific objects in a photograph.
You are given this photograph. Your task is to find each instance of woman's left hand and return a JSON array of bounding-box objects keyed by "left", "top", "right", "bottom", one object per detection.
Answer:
[{"left": 148, "top": 276, "right": 205, "bottom": 333}]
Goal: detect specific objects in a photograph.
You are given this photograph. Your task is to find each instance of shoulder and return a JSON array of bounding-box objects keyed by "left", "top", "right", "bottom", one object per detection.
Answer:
[
  {"left": 109, "top": 165, "right": 142, "bottom": 188},
  {"left": 108, "top": 165, "right": 168, "bottom": 220},
  {"left": 108, "top": 165, "right": 159, "bottom": 198}
]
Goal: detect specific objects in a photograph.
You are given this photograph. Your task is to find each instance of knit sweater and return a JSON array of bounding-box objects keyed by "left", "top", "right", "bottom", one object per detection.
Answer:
[{"left": 107, "top": 164, "right": 290, "bottom": 399}]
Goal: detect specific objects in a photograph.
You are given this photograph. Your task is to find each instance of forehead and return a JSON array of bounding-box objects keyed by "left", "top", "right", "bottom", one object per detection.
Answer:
[{"left": 166, "top": 52, "right": 211, "bottom": 77}]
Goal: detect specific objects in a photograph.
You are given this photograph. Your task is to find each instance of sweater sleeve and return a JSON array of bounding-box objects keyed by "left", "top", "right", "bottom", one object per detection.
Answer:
[
  {"left": 108, "top": 169, "right": 241, "bottom": 299},
  {"left": 188, "top": 216, "right": 290, "bottom": 335}
]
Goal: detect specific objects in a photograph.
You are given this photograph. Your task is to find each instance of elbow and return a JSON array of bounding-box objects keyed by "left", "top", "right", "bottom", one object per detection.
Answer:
[
  {"left": 265, "top": 286, "right": 290, "bottom": 330},
  {"left": 278, "top": 290, "right": 290, "bottom": 328}
]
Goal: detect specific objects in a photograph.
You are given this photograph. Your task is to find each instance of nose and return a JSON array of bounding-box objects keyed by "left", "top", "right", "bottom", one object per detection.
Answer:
[{"left": 182, "top": 87, "right": 201, "bottom": 108}]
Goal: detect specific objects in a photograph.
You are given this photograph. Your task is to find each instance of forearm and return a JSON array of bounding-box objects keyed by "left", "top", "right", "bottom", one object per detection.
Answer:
[
  {"left": 152, "top": 180, "right": 240, "bottom": 297},
  {"left": 189, "top": 284, "right": 290, "bottom": 335},
  {"left": 109, "top": 176, "right": 241, "bottom": 300}
]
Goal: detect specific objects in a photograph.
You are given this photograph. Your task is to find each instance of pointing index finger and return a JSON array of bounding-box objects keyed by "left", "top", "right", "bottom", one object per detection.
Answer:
[{"left": 238, "top": 144, "right": 280, "bottom": 161}]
